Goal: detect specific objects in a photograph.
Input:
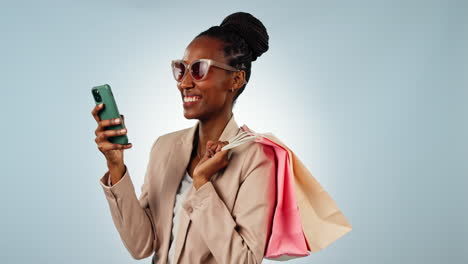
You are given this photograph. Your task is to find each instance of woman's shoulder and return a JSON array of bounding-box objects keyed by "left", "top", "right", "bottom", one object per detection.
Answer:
[
  {"left": 235, "top": 126, "right": 275, "bottom": 160},
  {"left": 230, "top": 137, "right": 276, "bottom": 182}
]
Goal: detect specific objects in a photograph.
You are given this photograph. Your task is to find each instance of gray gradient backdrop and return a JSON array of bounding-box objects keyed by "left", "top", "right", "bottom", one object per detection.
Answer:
[{"left": 1, "top": 0, "right": 466, "bottom": 263}]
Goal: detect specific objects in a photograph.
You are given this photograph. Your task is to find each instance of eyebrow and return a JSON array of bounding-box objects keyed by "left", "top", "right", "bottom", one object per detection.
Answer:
[
  {"left": 180, "top": 59, "right": 197, "bottom": 64},
  {"left": 180, "top": 58, "right": 211, "bottom": 63}
]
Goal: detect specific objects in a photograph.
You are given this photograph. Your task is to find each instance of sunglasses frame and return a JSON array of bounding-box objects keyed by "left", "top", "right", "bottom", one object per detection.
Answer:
[{"left": 171, "top": 58, "right": 243, "bottom": 82}]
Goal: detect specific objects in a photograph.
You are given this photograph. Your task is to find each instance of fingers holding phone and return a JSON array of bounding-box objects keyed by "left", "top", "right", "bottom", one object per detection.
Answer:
[
  {"left": 92, "top": 104, "right": 132, "bottom": 165},
  {"left": 91, "top": 84, "right": 132, "bottom": 167}
]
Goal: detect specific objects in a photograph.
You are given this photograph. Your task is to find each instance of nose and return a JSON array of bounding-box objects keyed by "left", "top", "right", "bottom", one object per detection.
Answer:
[{"left": 178, "top": 68, "right": 195, "bottom": 89}]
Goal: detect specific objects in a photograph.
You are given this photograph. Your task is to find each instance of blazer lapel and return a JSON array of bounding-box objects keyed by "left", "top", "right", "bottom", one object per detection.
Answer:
[
  {"left": 172, "top": 114, "right": 241, "bottom": 264},
  {"left": 161, "top": 121, "right": 197, "bottom": 264}
]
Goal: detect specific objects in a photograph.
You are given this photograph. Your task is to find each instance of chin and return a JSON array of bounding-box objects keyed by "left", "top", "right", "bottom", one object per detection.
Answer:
[{"left": 183, "top": 111, "right": 200, "bottom": 120}]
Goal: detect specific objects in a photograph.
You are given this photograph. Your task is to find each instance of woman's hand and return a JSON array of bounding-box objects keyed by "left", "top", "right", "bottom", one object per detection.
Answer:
[
  {"left": 193, "top": 140, "right": 230, "bottom": 189},
  {"left": 91, "top": 103, "right": 132, "bottom": 166}
]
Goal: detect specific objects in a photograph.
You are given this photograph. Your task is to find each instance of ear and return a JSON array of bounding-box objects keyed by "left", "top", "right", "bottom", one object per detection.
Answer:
[{"left": 232, "top": 70, "right": 246, "bottom": 90}]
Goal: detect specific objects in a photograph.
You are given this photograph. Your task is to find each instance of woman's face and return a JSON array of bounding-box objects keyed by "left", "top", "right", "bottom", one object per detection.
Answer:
[{"left": 177, "top": 36, "right": 236, "bottom": 121}]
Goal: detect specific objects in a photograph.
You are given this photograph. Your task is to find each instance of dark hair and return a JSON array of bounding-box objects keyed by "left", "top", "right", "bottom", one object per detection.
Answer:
[{"left": 194, "top": 11, "right": 269, "bottom": 106}]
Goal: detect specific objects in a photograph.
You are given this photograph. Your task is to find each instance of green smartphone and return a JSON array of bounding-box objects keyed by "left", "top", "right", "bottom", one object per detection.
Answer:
[{"left": 91, "top": 84, "right": 129, "bottom": 145}]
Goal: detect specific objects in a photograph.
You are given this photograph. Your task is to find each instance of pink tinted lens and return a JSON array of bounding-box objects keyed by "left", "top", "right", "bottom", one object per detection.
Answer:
[
  {"left": 173, "top": 61, "right": 186, "bottom": 81},
  {"left": 191, "top": 61, "right": 209, "bottom": 80}
]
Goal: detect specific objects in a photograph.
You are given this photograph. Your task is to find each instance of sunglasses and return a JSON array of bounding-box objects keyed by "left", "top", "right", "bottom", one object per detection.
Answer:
[{"left": 171, "top": 58, "right": 243, "bottom": 82}]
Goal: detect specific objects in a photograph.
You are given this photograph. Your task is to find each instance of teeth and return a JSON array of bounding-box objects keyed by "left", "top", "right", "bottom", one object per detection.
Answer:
[{"left": 184, "top": 96, "right": 200, "bottom": 102}]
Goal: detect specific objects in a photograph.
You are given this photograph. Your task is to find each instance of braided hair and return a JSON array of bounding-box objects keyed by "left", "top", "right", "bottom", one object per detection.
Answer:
[{"left": 194, "top": 12, "right": 269, "bottom": 106}]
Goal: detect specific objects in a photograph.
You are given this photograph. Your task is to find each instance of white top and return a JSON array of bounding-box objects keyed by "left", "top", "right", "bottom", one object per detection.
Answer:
[
  {"left": 167, "top": 170, "right": 193, "bottom": 264},
  {"left": 108, "top": 169, "right": 193, "bottom": 264}
]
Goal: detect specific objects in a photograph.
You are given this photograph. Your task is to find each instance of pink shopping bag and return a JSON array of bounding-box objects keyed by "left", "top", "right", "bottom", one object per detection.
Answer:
[{"left": 240, "top": 126, "right": 310, "bottom": 260}]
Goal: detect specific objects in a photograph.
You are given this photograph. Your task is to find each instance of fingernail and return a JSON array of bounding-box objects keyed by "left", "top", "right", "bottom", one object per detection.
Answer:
[
  {"left": 114, "top": 118, "right": 120, "bottom": 123},
  {"left": 120, "top": 129, "right": 126, "bottom": 133}
]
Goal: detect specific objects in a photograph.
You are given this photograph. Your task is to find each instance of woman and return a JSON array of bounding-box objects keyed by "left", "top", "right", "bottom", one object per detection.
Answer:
[{"left": 91, "top": 12, "right": 276, "bottom": 264}]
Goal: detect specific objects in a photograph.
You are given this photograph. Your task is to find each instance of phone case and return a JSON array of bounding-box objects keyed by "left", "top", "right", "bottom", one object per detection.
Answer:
[{"left": 91, "top": 84, "right": 129, "bottom": 145}]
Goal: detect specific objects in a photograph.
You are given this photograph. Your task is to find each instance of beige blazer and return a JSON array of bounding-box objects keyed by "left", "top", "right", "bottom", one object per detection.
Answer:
[{"left": 99, "top": 114, "right": 276, "bottom": 264}]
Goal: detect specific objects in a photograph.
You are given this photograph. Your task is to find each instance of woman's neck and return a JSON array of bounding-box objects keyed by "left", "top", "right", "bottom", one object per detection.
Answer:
[{"left": 196, "top": 111, "right": 233, "bottom": 156}]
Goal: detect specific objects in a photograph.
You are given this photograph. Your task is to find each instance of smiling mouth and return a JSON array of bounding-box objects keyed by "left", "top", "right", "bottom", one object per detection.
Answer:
[{"left": 183, "top": 96, "right": 202, "bottom": 103}]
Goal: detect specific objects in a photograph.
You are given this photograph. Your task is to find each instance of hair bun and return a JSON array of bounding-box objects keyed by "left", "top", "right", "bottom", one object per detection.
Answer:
[{"left": 220, "top": 12, "right": 269, "bottom": 61}]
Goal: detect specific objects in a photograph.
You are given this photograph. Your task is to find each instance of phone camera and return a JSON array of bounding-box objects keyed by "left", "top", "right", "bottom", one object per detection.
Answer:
[{"left": 92, "top": 89, "right": 102, "bottom": 102}]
